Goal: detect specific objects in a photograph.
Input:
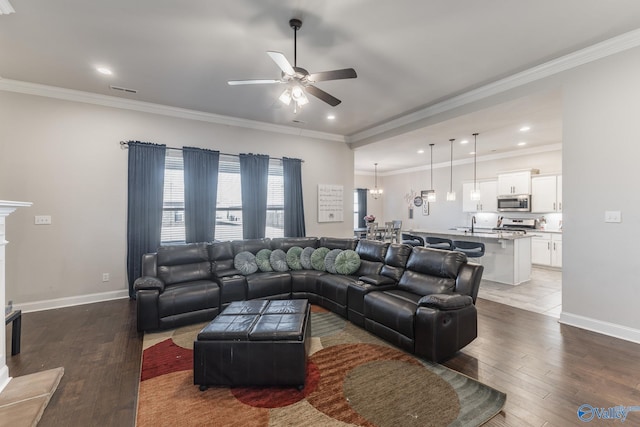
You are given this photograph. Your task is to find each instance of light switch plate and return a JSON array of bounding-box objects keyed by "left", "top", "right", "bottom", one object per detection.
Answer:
[
  {"left": 604, "top": 211, "right": 621, "bottom": 223},
  {"left": 34, "top": 215, "right": 52, "bottom": 225}
]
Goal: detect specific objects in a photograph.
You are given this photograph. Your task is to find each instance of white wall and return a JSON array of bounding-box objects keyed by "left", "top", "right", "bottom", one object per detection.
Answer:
[
  {"left": 0, "top": 91, "right": 354, "bottom": 306},
  {"left": 561, "top": 46, "right": 640, "bottom": 338}
]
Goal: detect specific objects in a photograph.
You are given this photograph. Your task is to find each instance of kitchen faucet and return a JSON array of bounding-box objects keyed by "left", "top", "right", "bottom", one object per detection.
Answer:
[{"left": 471, "top": 216, "right": 476, "bottom": 233}]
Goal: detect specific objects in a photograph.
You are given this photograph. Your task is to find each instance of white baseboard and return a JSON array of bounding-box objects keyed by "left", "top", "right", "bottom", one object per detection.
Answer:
[
  {"left": 559, "top": 311, "right": 640, "bottom": 344},
  {"left": 14, "top": 289, "right": 129, "bottom": 313}
]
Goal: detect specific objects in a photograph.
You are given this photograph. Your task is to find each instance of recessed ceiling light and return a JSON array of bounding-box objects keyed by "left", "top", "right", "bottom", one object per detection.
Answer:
[
  {"left": 469, "top": 151, "right": 476, "bottom": 155},
  {"left": 327, "top": 114, "right": 335, "bottom": 120},
  {"left": 417, "top": 149, "right": 424, "bottom": 154},
  {"left": 519, "top": 126, "right": 531, "bottom": 132},
  {"left": 518, "top": 141, "right": 527, "bottom": 146},
  {"left": 96, "top": 67, "right": 113, "bottom": 76},
  {"left": 460, "top": 140, "right": 469, "bottom": 144}
]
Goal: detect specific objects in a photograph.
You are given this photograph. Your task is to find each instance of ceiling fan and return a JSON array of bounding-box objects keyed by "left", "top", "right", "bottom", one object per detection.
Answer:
[{"left": 228, "top": 18, "right": 357, "bottom": 110}]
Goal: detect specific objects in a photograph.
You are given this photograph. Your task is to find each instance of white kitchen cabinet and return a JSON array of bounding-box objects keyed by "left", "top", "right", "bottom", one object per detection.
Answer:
[
  {"left": 497, "top": 170, "right": 532, "bottom": 195},
  {"left": 462, "top": 180, "right": 497, "bottom": 212},
  {"left": 532, "top": 175, "right": 562, "bottom": 213},
  {"left": 551, "top": 234, "right": 562, "bottom": 267},
  {"left": 530, "top": 232, "right": 562, "bottom": 267}
]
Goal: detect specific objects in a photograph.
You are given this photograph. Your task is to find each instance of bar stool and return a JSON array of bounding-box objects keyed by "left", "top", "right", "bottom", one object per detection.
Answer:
[
  {"left": 365, "top": 222, "right": 379, "bottom": 240},
  {"left": 452, "top": 240, "right": 485, "bottom": 261},
  {"left": 425, "top": 236, "right": 454, "bottom": 250},
  {"left": 401, "top": 233, "right": 424, "bottom": 247}
]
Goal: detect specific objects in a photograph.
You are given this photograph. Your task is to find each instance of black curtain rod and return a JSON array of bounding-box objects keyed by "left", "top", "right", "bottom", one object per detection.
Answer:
[{"left": 119, "top": 141, "right": 303, "bottom": 162}]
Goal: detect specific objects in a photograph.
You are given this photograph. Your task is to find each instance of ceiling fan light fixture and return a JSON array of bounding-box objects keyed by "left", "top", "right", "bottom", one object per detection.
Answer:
[
  {"left": 293, "top": 87, "right": 309, "bottom": 106},
  {"left": 279, "top": 89, "right": 292, "bottom": 106}
]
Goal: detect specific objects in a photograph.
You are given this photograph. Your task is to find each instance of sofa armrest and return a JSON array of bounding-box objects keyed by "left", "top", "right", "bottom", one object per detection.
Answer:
[
  {"left": 418, "top": 293, "right": 472, "bottom": 310},
  {"left": 134, "top": 276, "right": 165, "bottom": 293},
  {"left": 359, "top": 275, "right": 396, "bottom": 286}
]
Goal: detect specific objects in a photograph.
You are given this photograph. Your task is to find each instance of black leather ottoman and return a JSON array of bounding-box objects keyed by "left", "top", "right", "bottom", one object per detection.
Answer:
[{"left": 193, "top": 299, "right": 310, "bottom": 390}]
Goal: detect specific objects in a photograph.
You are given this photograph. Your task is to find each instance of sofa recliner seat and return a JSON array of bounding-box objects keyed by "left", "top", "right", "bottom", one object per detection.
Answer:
[
  {"left": 364, "top": 247, "right": 483, "bottom": 362},
  {"left": 134, "top": 236, "right": 483, "bottom": 362}
]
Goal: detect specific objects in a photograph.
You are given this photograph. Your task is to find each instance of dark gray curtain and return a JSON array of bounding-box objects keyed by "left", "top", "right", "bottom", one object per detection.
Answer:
[
  {"left": 183, "top": 147, "right": 220, "bottom": 243},
  {"left": 239, "top": 153, "right": 269, "bottom": 239},
  {"left": 283, "top": 157, "right": 306, "bottom": 237},
  {"left": 127, "top": 141, "right": 166, "bottom": 298},
  {"left": 357, "top": 188, "right": 368, "bottom": 228}
]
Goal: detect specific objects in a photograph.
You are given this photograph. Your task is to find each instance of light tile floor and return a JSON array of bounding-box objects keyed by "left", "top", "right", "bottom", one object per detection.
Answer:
[{"left": 477, "top": 266, "right": 562, "bottom": 318}]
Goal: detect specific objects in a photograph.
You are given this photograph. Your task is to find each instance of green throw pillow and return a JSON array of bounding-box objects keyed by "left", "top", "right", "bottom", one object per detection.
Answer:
[
  {"left": 286, "top": 246, "right": 304, "bottom": 270},
  {"left": 324, "top": 249, "right": 342, "bottom": 274},
  {"left": 300, "top": 247, "right": 315, "bottom": 269},
  {"left": 335, "top": 250, "right": 361, "bottom": 275},
  {"left": 270, "top": 249, "right": 289, "bottom": 272},
  {"left": 234, "top": 251, "right": 258, "bottom": 275},
  {"left": 256, "top": 249, "right": 273, "bottom": 272},
  {"left": 310, "top": 247, "right": 330, "bottom": 271}
]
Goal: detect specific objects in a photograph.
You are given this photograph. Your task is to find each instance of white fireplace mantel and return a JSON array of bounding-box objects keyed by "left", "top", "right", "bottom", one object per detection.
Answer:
[{"left": 0, "top": 200, "right": 32, "bottom": 393}]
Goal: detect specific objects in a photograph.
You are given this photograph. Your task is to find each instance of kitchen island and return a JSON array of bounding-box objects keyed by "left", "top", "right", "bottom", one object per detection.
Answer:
[{"left": 410, "top": 229, "right": 532, "bottom": 285}]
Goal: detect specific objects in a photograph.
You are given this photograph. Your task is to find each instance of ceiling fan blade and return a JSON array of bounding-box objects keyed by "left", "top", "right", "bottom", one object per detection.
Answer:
[
  {"left": 308, "top": 68, "right": 357, "bottom": 82},
  {"left": 305, "top": 85, "right": 341, "bottom": 107},
  {"left": 227, "top": 79, "right": 282, "bottom": 86},
  {"left": 267, "top": 51, "right": 295, "bottom": 76}
]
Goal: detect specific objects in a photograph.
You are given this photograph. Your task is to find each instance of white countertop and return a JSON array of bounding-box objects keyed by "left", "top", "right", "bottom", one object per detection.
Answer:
[{"left": 409, "top": 228, "right": 532, "bottom": 240}]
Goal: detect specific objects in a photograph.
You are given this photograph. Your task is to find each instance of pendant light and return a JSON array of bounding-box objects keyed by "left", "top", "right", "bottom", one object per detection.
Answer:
[
  {"left": 425, "top": 143, "right": 436, "bottom": 202},
  {"left": 370, "top": 162, "right": 383, "bottom": 199},
  {"left": 470, "top": 133, "right": 481, "bottom": 201},
  {"left": 446, "top": 138, "right": 456, "bottom": 201}
]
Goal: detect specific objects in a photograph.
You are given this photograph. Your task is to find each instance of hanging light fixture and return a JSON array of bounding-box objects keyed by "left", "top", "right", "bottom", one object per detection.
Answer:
[
  {"left": 470, "top": 133, "right": 481, "bottom": 201},
  {"left": 424, "top": 143, "right": 436, "bottom": 202},
  {"left": 370, "top": 162, "right": 383, "bottom": 199},
  {"left": 446, "top": 138, "right": 456, "bottom": 201}
]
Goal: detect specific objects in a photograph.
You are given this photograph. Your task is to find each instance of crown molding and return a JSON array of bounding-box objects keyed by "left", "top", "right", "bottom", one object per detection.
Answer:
[
  {"left": 347, "top": 28, "right": 640, "bottom": 144},
  {"left": 0, "top": 78, "right": 346, "bottom": 143}
]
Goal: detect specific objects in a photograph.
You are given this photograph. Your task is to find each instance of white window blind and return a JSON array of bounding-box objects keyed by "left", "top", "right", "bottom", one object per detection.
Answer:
[
  {"left": 161, "top": 152, "right": 285, "bottom": 243},
  {"left": 161, "top": 150, "right": 185, "bottom": 243}
]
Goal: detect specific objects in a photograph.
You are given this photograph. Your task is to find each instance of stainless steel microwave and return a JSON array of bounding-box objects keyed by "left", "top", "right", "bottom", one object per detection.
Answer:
[{"left": 497, "top": 195, "right": 531, "bottom": 212}]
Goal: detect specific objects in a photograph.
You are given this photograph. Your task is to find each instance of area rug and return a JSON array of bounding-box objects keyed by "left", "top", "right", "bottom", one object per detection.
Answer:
[{"left": 136, "top": 306, "right": 505, "bottom": 427}]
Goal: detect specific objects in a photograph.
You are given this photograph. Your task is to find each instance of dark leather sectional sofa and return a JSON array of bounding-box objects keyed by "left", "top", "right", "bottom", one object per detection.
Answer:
[{"left": 134, "top": 236, "right": 484, "bottom": 362}]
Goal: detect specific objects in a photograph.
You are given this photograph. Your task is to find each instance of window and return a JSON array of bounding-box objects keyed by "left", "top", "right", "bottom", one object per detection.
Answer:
[
  {"left": 160, "top": 152, "right": 285, "bottom": 243},
  {"left": 265, "top": 159, "right": 284, "bottom": 238},
  {"left": 214, "top": 155, "right": 284, "bottom": 241},
  {"left": 353, "top": 190, "right": 359, "bottom": 229},
  {"left": 161, "top": 150, "right": 185, "bottom": 243},
  {"left": 214, "top": 155, "right": 243, "bottom": 241}
]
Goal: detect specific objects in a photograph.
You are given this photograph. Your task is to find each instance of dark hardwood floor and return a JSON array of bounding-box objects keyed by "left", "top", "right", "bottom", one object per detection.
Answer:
[
  {"left": 5, "top": 299, "right": 142, "bottom": 427},
  {"left": 6, "top": 298, "right": 640, "bottom": 426}
]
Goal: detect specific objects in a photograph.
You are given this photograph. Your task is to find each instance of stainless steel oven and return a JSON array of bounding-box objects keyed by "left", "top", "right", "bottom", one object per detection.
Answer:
[{"left": 497, "top": 195, "right": 531, "bottom": 212}]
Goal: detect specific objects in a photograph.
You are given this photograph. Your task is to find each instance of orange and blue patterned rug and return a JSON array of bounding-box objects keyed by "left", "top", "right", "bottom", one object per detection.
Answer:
[{"left": 136, "top": 305, "right": 505, "bottom": 426}]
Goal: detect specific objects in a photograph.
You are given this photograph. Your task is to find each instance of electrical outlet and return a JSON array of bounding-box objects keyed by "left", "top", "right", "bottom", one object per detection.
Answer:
[
  {"left": 102, "top": 273, "right": 110, "bottom": 282},
  {"left": 34, "top": 215, "right": 52, "bottom": 225},
  {"left": 604, "top": 211, "right": 622, "bottom": 223}
]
